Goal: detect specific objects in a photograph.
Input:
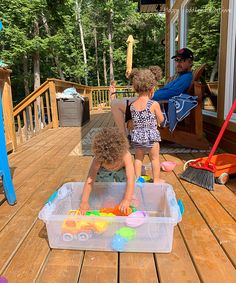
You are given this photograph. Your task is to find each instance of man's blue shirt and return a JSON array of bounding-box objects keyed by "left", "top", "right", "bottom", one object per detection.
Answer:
[{"left": 153, "top": 71, "right": 193, "bottom": 101}]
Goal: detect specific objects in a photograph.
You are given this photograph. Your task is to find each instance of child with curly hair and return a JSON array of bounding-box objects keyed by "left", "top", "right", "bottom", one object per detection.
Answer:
[
  {"left": 79, "top": 128, "right": 135, "bottom": 215},
  {"left": 129, "top": 68, "right": 165, "bottom": 183}
]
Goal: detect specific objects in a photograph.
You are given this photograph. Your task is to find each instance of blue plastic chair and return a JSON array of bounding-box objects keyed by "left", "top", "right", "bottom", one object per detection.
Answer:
[{"left": 0, "top": 88, "right": 16, "bottom": 205}]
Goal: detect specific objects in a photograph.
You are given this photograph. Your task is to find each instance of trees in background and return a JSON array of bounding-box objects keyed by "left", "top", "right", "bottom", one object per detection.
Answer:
[
  {"left": 0, "top": 0, "right": 165, "bottom": 103},
  {"left": 0, "top": 0, "right": 221, "bottom": 104},
  {"left": 186, "top": 0, "right": 221, "bottom": 81}
]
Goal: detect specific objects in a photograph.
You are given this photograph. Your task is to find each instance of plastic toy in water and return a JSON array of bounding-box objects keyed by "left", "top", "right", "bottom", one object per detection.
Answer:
[
  {"left": 62, "top": 209, "right": 110, "bottom": 242},
  {"left": 115, "top": 227, "right": 136, "bottom": 240},
  {"left": 111, "top": 227, "right": 136, "bottom": 251},
  {"left": 126, "top": 211, "right": 147, "bottom": 227},
  {"left": 100, "top": 205, "right": 135, "bottom": 216},
  {"left": 111, "top": 234, "right": 128, "bottom": 251},
  {"left": 160, "top": 161, "right": 176, "bottom": 172},
  {"left": 141, "top": 175, "right": 152, "bottom": 182}
]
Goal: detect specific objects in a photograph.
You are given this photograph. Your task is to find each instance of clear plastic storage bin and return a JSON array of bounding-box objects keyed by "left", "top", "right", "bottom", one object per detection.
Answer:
[{"left": 38, "top": 182, "right": 182, "bottom": 253}]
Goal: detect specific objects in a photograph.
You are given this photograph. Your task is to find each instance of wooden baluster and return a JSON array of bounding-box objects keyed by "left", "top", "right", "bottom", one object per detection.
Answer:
[
  {"left": 45, "top": 91, "right": 51, "bottom": 124},
  {"left": 96, "top": 90, "right": 98, "bottom": 109},
  {"left": 17, "top": 114, "right": 23, "bottom": 144},
  {"left": 40, "top": 95, "right": 46, "bottom": 126},
  {"left": 28, "top": 105, "right": 34, "bottom": 137},
  {"left": 23, "top": 110, "right": 28, "bottom": 141},
  {"left": 34, "top": 100, "right": 39, "bottom": 132},
  {"left": 88, "top": 88, "right": 93, "bottom": 110}
]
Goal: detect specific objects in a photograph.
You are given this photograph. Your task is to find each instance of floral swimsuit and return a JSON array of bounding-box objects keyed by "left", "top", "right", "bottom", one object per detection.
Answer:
[{"left": 130, "top": 100, "right": 161, "bottom": 149}]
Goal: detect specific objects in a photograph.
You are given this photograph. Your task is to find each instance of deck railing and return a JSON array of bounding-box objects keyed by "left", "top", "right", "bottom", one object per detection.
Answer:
[
  {"left": 91, "top": 86, "right": 135, "bottom": 110},
  {"left": 12, "top": 79, "right": 94, "bottom": 147},
  {"left": 1, "top": 75, "right": 135, "bottom": 150}
]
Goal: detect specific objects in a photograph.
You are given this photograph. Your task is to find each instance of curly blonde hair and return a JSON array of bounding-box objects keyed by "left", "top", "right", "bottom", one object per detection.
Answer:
[
  {"left": 129, "top": 66, "right": 162, "bottom": 93},
  {"left": 92, "top": 128, "right": 129, "bottom": 164}
]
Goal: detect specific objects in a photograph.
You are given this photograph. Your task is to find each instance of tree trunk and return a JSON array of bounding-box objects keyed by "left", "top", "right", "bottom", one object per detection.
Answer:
[
  {"left": 75, "top": 0, "right": 88, "bottom": 85},
  {"left": 108, "top": 8, "right": 114, "bottom": 82},
  {"left": 33, "top": 20, "right": 40, "bottom": 90},
  {"left": 23, "top": 54, "right": 31, "bottom": 129},
  {"left": 94, "top": 27, "right": 100, "bottom": 86},
  {"left": 103, "top": 50, "right": 108, "bottom": 86},
  {"left": 23, "top": 54, "right": 30, "bottom": 96},
  {"left": 210, "top": 51, "right": 219, "bottom": 82},
  {"left": 33, "top": 20, "right": 42, "bottom": 128},
  {"left": 41, "top": 13, "right": 65, "bottom": 80}
]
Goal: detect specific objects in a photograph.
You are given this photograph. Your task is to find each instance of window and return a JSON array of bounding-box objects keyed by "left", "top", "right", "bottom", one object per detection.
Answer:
[
  {"left": 225, "top": 0, "right": 236, "bottom": 118},
  {"left": 182, "top": 0, "right": 221, "bottom": 112}
]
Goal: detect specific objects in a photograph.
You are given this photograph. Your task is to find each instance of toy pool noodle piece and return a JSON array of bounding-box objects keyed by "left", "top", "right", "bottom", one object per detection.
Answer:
[{"left": 126, "top": 211, "right": 147, "bottom": 227}]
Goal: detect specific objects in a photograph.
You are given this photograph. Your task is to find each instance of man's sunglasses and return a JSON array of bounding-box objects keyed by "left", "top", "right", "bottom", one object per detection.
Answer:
[{"left": 174, "top": 58, "right": 187, "bottom": 62}]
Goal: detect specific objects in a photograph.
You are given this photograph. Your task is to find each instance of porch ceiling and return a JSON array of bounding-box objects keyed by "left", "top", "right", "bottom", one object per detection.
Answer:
[{"left": 138, "top": 0, "right": 166, "bottom": 13}]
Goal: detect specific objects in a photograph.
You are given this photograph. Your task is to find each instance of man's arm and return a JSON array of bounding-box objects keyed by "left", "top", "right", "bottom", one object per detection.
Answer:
[{"left": 153, "top": 72, "right": 193, "bottom": 101}]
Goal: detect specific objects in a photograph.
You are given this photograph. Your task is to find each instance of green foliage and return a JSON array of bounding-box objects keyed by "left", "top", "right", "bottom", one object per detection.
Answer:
[
  {"left": 186, "top": 0, "right": 221, "bottom": 79},
  {"left": 0, "top": 0, "right": 221, "bottom": 103}
]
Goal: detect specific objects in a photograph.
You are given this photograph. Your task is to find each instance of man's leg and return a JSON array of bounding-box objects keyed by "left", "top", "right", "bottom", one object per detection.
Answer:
[
  {"left": 111, "top": 97, "right": 137, "bottom": 134},
  {"left": 111, "top": 99, "right": 127, "bottom": 134}
]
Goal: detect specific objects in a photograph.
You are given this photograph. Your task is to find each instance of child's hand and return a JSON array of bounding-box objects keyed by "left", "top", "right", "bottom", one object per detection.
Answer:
[
  {"left": 119, "top": 198, "right": 131, "bottom": 215},
  {"left": 79, "top": 202, "right": 90, "bottom": 215}
]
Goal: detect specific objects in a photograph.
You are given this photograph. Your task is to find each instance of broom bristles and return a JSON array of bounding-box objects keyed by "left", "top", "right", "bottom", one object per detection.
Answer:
[{"left": 180, "top": 166, "right": 215, "bottom": 191}]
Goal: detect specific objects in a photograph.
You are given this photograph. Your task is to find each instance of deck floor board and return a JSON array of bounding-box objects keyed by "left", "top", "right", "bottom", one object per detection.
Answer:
[{"left": 0, "top": 111, "right": 235, "bottom": 282}]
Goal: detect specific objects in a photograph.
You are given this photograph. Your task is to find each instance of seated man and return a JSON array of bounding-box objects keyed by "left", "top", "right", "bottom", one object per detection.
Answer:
[{"left": 111, "top": 48, "right": 194, "bottom": 134}]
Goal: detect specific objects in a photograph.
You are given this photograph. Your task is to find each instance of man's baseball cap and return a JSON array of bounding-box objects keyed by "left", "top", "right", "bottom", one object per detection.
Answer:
[{"left": 171, "top": 48, "right": 194, "bottom": 60}]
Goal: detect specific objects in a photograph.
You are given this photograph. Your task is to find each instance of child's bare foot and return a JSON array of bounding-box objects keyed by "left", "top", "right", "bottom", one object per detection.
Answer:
[{"left": 153, "top": 178, "right": 166, "bottom": 184}]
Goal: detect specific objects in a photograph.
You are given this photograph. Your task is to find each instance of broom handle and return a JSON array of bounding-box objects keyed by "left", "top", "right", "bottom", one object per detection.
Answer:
[{"left": 206, "top": 99, "right": 236, "bottom": 165}]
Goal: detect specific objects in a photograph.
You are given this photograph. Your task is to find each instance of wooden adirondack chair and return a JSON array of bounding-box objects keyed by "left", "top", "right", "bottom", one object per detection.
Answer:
[{"left": 159, "top": 64, "right": 209, "bottom": 149}]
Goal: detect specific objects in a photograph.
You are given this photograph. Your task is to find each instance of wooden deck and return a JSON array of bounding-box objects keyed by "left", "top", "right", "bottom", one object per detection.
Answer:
[{"left": 1, "top": 111, "right": 236, "bottom": 283}]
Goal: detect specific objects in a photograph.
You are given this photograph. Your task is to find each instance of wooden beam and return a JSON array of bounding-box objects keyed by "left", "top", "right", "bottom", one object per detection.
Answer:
[
  {"left": 48, "top": 81, "right": 59, "bottom": 128},
  {"left": 0, "top": 69, "right": 17, "bottom": 151}
]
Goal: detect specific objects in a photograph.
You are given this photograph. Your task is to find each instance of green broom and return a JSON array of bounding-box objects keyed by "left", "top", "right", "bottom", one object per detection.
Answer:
[{"left": 180, "top": 99, "right": 236, "bottom": 190}]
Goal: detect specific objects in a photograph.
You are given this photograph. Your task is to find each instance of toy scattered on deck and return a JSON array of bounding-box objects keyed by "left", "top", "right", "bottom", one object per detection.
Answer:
[
  {"left": 111, "top": 227, "right": 136, "bottom": 251},
  {"left": 160, "top": 161, "right": 176, "bottom": 172}
]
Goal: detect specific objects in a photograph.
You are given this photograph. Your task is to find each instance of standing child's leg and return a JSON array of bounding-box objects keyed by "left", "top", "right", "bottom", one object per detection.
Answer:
[
  {"left": 149, "top": 143, "right": 165, "bottom": 183},
  {"left": 134, "top": 148, "right": 145, "bottom": 179}
]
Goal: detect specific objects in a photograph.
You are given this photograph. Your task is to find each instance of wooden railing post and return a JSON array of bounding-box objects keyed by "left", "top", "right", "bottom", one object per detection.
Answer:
[
  {"left": 88, "top": 87, "right": 93, "bottom": 110},
  {"left": 0, "top": 68, "right": 17, "bottom": 151},
  {"left": 48, "top": 79, "right": 59, "bottom": 128}
]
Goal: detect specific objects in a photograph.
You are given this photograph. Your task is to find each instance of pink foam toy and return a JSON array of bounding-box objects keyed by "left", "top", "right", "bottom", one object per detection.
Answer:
[{"left": 160, "top": 161, "right": 176, "bottom": 172}]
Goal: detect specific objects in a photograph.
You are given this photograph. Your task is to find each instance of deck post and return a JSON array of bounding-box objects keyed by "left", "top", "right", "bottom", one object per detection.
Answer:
[
  {"left": 0, "top": 68, "right": 17, "bottom": 151},
  {"left": 48, "top": 79, "right": 59, "bottom": 128},
  {"left": 88, "top": 87, "right": 93, "bottom": 110}
]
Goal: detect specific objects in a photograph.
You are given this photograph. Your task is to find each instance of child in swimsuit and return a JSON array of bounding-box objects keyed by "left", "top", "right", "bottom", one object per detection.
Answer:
[
  {"left": 79, "top": 128, "right": 135, "bottom": 215},
  {"left": 129, "top": 68, "right": 165, "bottom": 183}
]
